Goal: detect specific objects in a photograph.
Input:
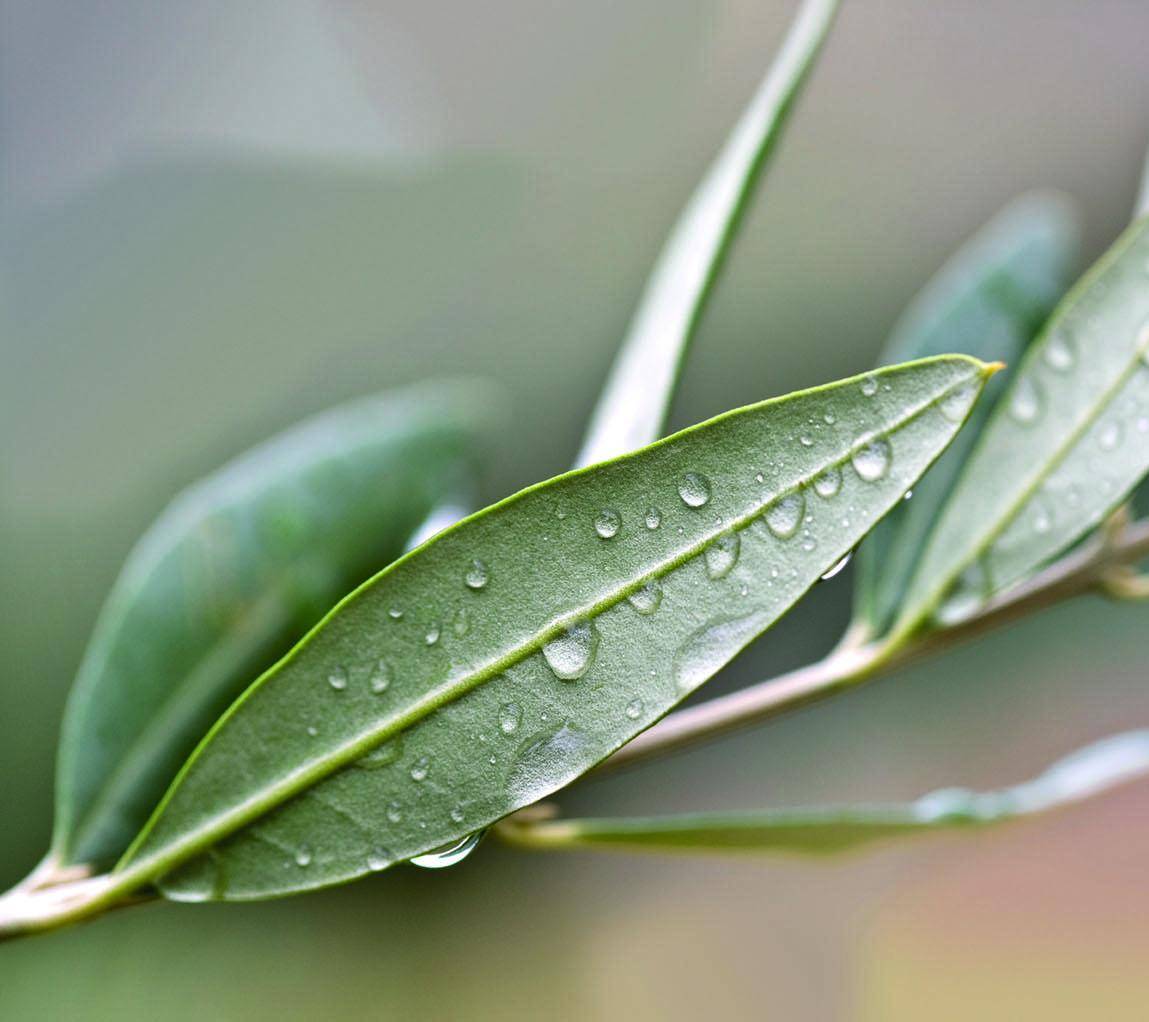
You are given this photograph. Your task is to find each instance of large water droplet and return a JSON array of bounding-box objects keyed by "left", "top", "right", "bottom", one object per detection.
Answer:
[
  {"left": 410, "top": 831, "right": 485, "bottom": 870},
  {"left": 851, "top": 439, "right": 892, "bottom": 482},
  {"left": 627, "top": 580, "right": 663, "bottom": 615},
  {"left": 410, "top": 755, "right": 430, "bottom": 782},
  {"left": 506, "top": 724, "right": 587, "bottom": 805},
  {"left": 594, "top": 508, "right": 621, "bottom": 539},
  {"left": 763, "top": 491, "right": 805, "bottom": 539},
  {"left": 704, "top": 533, "right": 741, "bottom": 579},
  {"left": 819, "top": 551, "right": 852, "bottom": 581},
  {"left": 1009, "top": 377, "right": 1041, "bottom": 424},
  {"left": 542, "top": 622, "right": 599, "bottom": 681},
  {"left": 673, "top": 609, "right": 773, "bottom": 694},
  {"left": 1044, "top": 334, "right": 1074, "bottom": 372},
  {"left": 327, "top": 666, "right": 348, "bottom": 691},
  {"left": 625, "top": 697, "right": 644, "bottom": 720},
  {"left": 370, "top": 659, "right": 392, "bottom": 694},
  {"left": 813, "top": 466, "right": 842, "bottom": 498},
  {"left": 677, "top": 472, "right": 712, "bottom": 508},
  {"left": 499, "top": 701, "right": 522, "bottom": 734},
  {"left": 464, "top": 558, "right": 489, "bottom": 590},
  {"left": 939, "top": 382, "right": 980, "bottom": 422}
]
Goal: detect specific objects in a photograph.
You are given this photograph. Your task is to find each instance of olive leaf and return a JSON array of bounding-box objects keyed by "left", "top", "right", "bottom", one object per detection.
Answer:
[
  {"left": 575, "top": 0, "right": 839, "bottom": 467},
  {"left": 105, "top": 355, "right": 993, "bottom": 901},
  {"left": 494, "top": 730, "right": 1149, "bottom": 856},
  {"left": 894, "top": 215, "right": 1149, "bottom": 633},
  {"left": 53, "top": 382, "right": 492, "bottom": 870},
  {"left": 853, "top": 192, "right": 1079, "bottom": 636}
]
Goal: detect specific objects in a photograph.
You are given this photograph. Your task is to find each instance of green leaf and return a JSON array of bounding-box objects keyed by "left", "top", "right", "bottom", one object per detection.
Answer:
[
  {"left": 853, "top": 193, "right": 1079, "bottom": 636},
  {"left": 495, "top": 729, "right": 1149, "bottom": 856},
  {"left": 111, "top": 356, "right": 992, "bottom": 902},
  {"left": 894, "top": 215, "right": 1149, "bottom": 634},
  {"left": 53, "top": 382, "right": 491, "bottom": 870},
  {"left": 575, "top": 0, "right": 839, "bottom": 467}
]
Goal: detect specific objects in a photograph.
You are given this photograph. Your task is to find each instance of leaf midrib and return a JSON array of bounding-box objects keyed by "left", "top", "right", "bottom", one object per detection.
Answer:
[{"left": 119, "top": 369, "right": 975, "bottom": 883}]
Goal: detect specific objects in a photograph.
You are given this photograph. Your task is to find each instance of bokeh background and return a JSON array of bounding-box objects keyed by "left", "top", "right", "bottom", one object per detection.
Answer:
[{"left": 4, "top": 2, "right": 1149, "bottom": 1018}]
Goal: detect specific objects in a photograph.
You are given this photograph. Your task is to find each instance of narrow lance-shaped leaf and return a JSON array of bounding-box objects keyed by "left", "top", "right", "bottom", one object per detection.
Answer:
[
  {"left": 575, "top": 0, "right": 840, "bottom": 467},
  {"left": 894, "top": 215, "right": 1149, "bottom": 633},
  {"left": 494, "top": 730, "right": 1149, "bottom": 856},
  {"left": 53, "top": 382, "right": 491, "bottom": 870},
  {"left": 111, "top": 356, "right": 993, "bottom": 901},
  {"left": 853, "top": 193, "right": 1079, "bottom": 636}
]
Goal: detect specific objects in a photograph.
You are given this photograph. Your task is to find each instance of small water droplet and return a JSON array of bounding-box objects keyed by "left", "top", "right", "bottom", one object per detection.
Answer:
[
  {"left": 763, "top": 491, "right": 805, "bottom": 539},
  {"left": 903, "top": 489, "right": 914, "bottom": 502},
  {"left": 801, "top": 537, "right": 817, "bottom": 552},
  {"left": 594, "top": 508, "right": 621, "bottom": 539},
  {"left": 1044, "top": 334, "right": 1074, "bottom": 371},
  {"left": 754, "top": 472, "right": 765, "bottom": 484},
  {"left": 410, "top": 755, "right": 430, "bottom": 782},
  {"left": 819, "top": 551, "right": 852, "bottom": 580},
  {"left": 367, "top": 847, "right": 391, "bottom": 872},
  {"left": 625, "top": 697, "right": 644, "bottom": 720},
  {"left": 1009, "top": 376, "right": 1041, "bottom": 424},
  {"left": 424, "top": 623, "right": 440, "bottom": 646},
  {"left": 359, "top": 739, "right": 404, "bottom": 770},
  {"left": 306, "top": 725, "right": 318, "bottom": 737},
  {"left": 799, "top": 434, "right": 814, "bottom": 447},
  {"left": 450, "top": 806, "right": 466, "bottom": 824},
  {"left": 939, "top": 382, "right": 980, "bottom": 422},
  {"left": 851, "top": 439, "right": 892, "bottom": 482},
  {"left": 294, "top": 844, "right": 313, "bottom": 867},
  {"left": 370, "top": 659, "right": 392, "bottom": 694},
  {"left": 823, "top": 412, "right": 837, "bottom": 425},
  {"left": 386, "top": 801, "right": 403, "bottom": 823},
  {"left": 453, "top": 607, "right": 471, "bottom": 637},
  {"left": 542, "top": 622, "right": 599, "bottom": 681},
  {"left": 644, "top": 506, "right": 662, "bottom": 530},
  {"left": 410, "top": 831, "right": 484, "bottom": 870},
  {"left": 861, "top": 376, "right": 879, "bottom": 397},
  {"left": 388, "top": 607, "right": 404, "bottom": 620},
  {"left": 677, "top": 472, "right": 712, "bottom": 508},
  {"left": 1097, "top": 421, "right": 1122, "bottom": 452},
  {"left": 813, "top": 466, "right": 842, "bottom": 498},
  {"left": 704, "top": 533, "right": 741, "bottom": 579},
  {"left": 327, "top": 666, "right": 348, "bottom": 691},
  {"left": 499, "top": 702, "right": 522, "bottom": 734},
  {"left": 464, "top": 558, "right": 489, "bottom": 590},
  {"left": 627, "top": 580, "right": 663, "bottom": 615}
]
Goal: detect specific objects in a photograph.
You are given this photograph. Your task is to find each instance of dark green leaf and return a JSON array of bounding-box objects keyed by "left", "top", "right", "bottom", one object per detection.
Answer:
[
  {"left": 894, "top": 216, "right": 1149, "bottom": 633},
  {"left": 853, "top": 192, "right": 1079, "bottom": 635},
  {"left": 111, "top": 356, "right": 992, "bottom": 901},
  {"left": 575, "top": 0, "right": 839, "bottom": 466},
  {"left": 54, "top": 382, "right": 491, "bottom": 869},
  {"left": 495, "top": 729, "right": 1149, "bottom": 856}
]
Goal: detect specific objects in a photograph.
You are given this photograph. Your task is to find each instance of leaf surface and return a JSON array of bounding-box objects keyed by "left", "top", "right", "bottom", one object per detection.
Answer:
[
  {"left": 895, "top": 216, "right": 1149, "bottom": 632},
  {"left": 853, "top": 193, "right": 1078, "bottom": 635},
  {"left": 54, "top": 382, "right": 490, "bottom": 868},
  {"left": 575, "top": 0, "right": 839, "bottom": 466},
  {"left": 495, "top": 730, "right": 1149, "bottom": 856},
  {"left": 114, "top": 356, "right": 992, "bottom": 900}
]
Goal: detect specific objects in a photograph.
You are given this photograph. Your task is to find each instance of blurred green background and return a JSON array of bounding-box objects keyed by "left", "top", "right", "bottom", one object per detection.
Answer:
[{"left": 3, "top": 2, "right": 1149, "bottom": 1018}]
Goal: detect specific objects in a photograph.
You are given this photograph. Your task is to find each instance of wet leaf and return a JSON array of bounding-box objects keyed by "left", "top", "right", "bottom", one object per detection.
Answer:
[
  {"left": 112, "top": 356, "right": 992, "bottom": 900},
  {"left": 853, "top": 193, "right": 1079, "bottom": 635},
  {"left": 575, "top": 0, "right": 839, "bottom": 466},
  {"left": 895, "top": 215, "right": 1149, "bottom": 633},
  {"left": 496, "top": 730, "right": 1149, "bottom": 856},
  {"left": 54, "top": 382, "right": 491, "bottom": 869}
]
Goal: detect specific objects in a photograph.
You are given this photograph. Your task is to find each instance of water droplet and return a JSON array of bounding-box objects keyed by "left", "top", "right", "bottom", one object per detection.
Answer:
[
  {"left": 799, "top": 434, "right": 814, "bottom": 447},
  {"left": 464, "top": 558, "right": 489, "bottom": 590},
  {"left": 1034, "top": 507, "right": 1052, "bottom": 534},
  {"left": 453, "top": 607, "right": 471, "bottom": 637},
  {"left": 358, "top": 739, "right": 403, "bottom": 770},
  {"left": 1044, "top": 334, "right": 1074, "bottom": 371},
  {"left": 370, "top": 659, "right": 392, "bottom": 694},
  {"left": 677, "top": 472, "right": 712, "bottom": 508},
  {"left": 450, "top": 806, "right": 466, "bottom": 824},
  {"left": 294, "top": 844, "right": 313, "bottom": 867},
  {"left": 644, "top": 507, "right": 662, "bottom": 530},
  {"left": 754, "top": 472, "right": 765, "bottom": 484},
  {"left": 801, "top": 537, "right": 817, "bottom": 552},
  {"left": 851, "top": 439, "right": 892, "bottom": 482},
  {"left": 306, "top": 725, "right": 318, "bottom": 737},
  {"left": 823, "top": 412, "right": 837, "bottom": 425},
  {"left": 499, "top": 702, "right": 522, "bottom": 734},
  {"left": 425, "top": 624, "right": 440, "bottom": 646},
  {"left": 625, "top": 697, "right": 644, "bottom": 720},
  {"left": 410, "top": 755, "right": 430, "bottom": 782},
  {"left": 763, "top": 491, "right": 805, "bottom": 539},
  {"left": 819, "top": 551, "right": 852, "bottom": 580},
  {"left": 704, "top": 533, "right": 741, "bottom": 579},
  {"left": 813, "top": 466, "right": 842, "bottom": 498},
  {"left": 861, "top": 376, "right": 879, "bottom": 397},
  {"left": 903, "top": 489, "right": 914, "bottom": 502},
  {"left": 627, "top": 580, "right": 663, "bottom": 615},
  {"left": 673, "top": 609, "right": 773, "bottom": 694},
  {"left": 506, "top": 724, "right": 587, "bottom": 805},
  {"left": 1097, "top": 421, "right": 1122, "bottom": 452},
  {"left": 542, "top": 622, "right": 599, "bottom": 681},
  {"left": 594, "top": 508, "right": 621, "bottom": 539},
  {"left": 367, "top": 847, "right": 391, "bottom": 872},
  {"left": 327, "top": 666, "right": 348, "bottom": 691},
  {"left": 1009, "top": 377, "right": 1041, "bottom": 424},
  {"left": 386, "top": 801, "right": 403, "bottom": 823},
  {"left": 410, "top": 831, "right": 485, "bottom": 870},
  {"left": 388, "top": 607, "right": 404, "bottom": 620},
  {"left": 939, "top": 382, "right": 979, "bottom": 422}
]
